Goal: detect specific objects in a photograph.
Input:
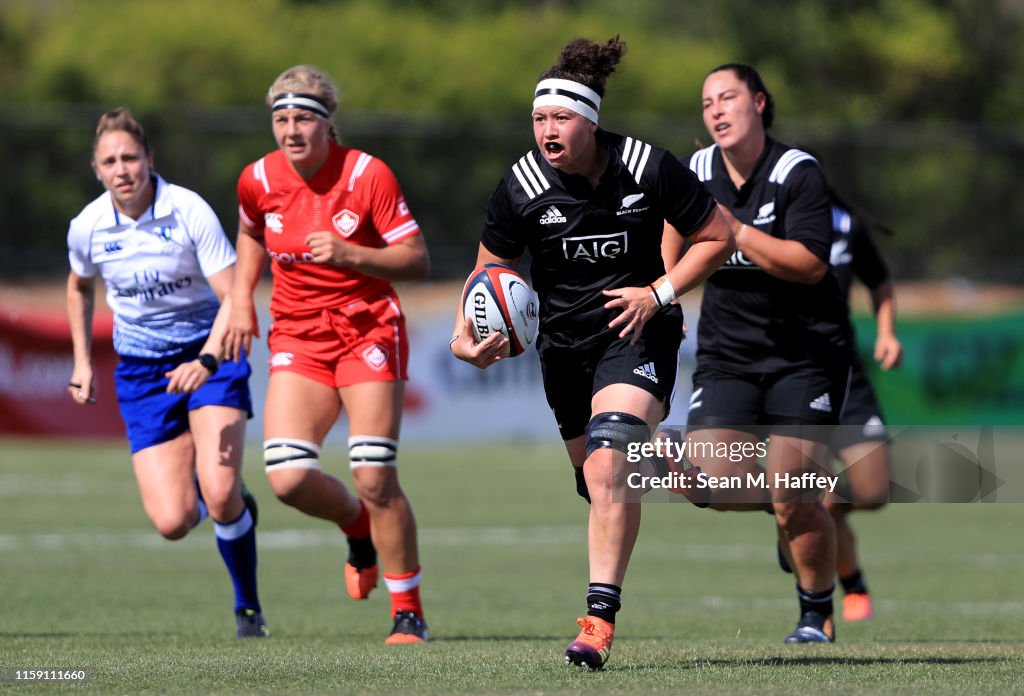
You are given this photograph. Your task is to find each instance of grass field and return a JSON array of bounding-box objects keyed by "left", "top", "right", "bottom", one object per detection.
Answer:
[{"left": 1, "top": 437, "right": 1022, "bottom": 695}]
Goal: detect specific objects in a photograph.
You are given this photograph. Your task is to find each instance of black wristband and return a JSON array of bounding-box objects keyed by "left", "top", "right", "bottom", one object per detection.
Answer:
[
  {"left": 648, "top": 284, "right": 663, "bottom": 308},
  {"left": 197, "top": 353, "right": 219, "bottom": 375}
]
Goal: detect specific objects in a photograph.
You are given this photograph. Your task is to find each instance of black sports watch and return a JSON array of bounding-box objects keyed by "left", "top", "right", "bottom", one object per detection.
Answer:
[{"left": 197, "top": 353, "right": 219, "bottom": 375}]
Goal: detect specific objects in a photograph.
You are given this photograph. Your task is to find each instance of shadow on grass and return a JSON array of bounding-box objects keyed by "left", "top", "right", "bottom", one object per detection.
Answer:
[
  {"left": 3, "top": 631, "right": 568, "bottom": 643},
  {"left": 428, "top": 635, "right": 565, "bottom": 642},
  {"left": 698, "top": 656, "right": 1013, "bottom": 667},
  {"left": 596, "top": 655, "right": 1017, "bottom": 674},
  {"left": 872, "top": 639, "right": 1024, "bottom": 645}
]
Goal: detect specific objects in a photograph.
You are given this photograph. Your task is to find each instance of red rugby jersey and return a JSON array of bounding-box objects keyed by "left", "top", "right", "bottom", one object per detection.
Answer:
[{"left": 238, "top": 142, "right": 420, "bottom": 318}]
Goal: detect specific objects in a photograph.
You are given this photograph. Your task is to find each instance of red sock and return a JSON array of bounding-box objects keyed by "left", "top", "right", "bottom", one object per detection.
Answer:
[
  {"left": 384, "top": 566, "right": 423, "bottom": 617},
  {"left": 339, "top": 501, "right": 370, "bottom": 539}
]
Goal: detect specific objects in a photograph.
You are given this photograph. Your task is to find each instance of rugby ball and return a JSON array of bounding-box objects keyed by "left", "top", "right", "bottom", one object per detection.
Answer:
[{"left": 462, "top": 263, "right": 539, "bottom": 357}]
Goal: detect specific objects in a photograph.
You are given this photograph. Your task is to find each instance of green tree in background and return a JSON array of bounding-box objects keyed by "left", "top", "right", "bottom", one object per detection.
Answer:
[{"left": 1, "top": 0, "right": 1021, "bottom": 280}]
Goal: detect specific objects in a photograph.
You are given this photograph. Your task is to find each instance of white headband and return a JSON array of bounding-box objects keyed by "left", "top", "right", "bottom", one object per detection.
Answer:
[
  {"left": 533, "top": 78, "right": 601, "bottom": 124},
  {"left": 271, "top": 92, "right": 331, "bottom": 119}
]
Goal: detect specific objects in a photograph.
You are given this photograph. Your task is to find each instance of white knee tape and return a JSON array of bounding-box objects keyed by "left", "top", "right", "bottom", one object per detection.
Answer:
[
  {"left": 348, "top": 436, "right": 398, "bottom": 469},
  {"left": 264, "top": 438, "right": 322, "bottom": 472}
]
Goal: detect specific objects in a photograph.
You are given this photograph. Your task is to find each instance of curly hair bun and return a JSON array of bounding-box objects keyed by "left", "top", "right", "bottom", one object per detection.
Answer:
[{"left": 540, "top": 36, "right": 627, "bottom": 97}]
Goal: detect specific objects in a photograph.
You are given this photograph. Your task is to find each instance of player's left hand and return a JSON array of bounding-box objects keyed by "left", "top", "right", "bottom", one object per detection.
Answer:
[
  {"left": 306, "top": 231, "right": 355, "bottom": 266},
  {"left": 68, "top": 365, "right": 97, "bottom": 405},
  {"left": 450, "top": 316, "right": 508, "bottom": 369},
  {"left": 603, "top": 286, "right": 660, "bottom": 345},
  {"left": 165, "top": 360, "right": 212, "bottom": 394},
  {"left": 875, "top": 332, "right": 903, "bottom": 371}
]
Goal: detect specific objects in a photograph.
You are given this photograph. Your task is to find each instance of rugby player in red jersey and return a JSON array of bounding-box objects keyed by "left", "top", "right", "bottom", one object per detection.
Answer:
[{"left": 226, "top": 65, "right": 429, "bottom": 644}]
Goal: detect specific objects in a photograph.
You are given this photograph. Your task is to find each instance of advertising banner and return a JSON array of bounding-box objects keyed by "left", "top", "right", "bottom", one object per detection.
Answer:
[
  {"left": 851, "top": 311, "right": 1024, "bottom": 425},
  {"left": 2, "top": 302, "right": 1020, "bottom": 443},
  {"left": 0, "top": 305, "right": 122, "bottom": 438}
]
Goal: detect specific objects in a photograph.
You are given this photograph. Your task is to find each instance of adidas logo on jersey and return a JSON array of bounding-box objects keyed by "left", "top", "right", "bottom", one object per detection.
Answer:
[
  {"left": 633, "top": 361, "right": 659, "bottom": 384},
  {"left": 809, "top": 392, "right": 832, "bottom": 413},
  {"left": 539, "top": 205, "right": 567, "bottom": 225}
]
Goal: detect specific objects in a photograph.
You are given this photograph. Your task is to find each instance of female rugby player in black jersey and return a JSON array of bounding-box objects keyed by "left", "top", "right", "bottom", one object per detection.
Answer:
[
  {"left": 451, "top": 37, "right": 733, "bottom": 669},
  {"left": 682, "top": 63, "right": 858, "bottom": 644},
  {"left": 822, "top": 189, "right": 902, "bottom": 623}
]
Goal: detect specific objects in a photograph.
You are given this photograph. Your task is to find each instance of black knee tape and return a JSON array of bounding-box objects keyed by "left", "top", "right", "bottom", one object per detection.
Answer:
[
  {"left": 574, "top": 467, "right": 591, "bottom": 504},
  {"left": 585, "top": 412, "right": 650, "bottom": 458}
]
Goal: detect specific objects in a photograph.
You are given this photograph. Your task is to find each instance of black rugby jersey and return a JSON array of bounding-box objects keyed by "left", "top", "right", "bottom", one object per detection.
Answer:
[
  {"left": 482, "top": 130, "right": 715, "bottom": 350},
  {"left": 829, "top": 198, "right": 889, "bottom": 301},
  {"left": 687, "top": 139, "right": 854, "bottom": 372}
]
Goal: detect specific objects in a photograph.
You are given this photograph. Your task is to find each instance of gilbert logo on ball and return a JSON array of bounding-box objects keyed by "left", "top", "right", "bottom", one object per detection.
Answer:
[{"left": 462, "top": 263, "right": 539, "bottom": 357}]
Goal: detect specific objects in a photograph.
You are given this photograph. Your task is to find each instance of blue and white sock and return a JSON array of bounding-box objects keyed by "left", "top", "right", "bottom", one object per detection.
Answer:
[
  {"left": 195, "top": 500, "right": 209, "bottom": 528},
  {"left": 214, "top": 508, "right": 260, "bottom": 612}
]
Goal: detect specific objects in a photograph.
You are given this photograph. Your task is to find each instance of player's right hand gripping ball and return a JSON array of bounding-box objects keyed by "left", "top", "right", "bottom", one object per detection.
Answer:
[{"left": 462, "top": 264, "right": 539, "bottom": 357}]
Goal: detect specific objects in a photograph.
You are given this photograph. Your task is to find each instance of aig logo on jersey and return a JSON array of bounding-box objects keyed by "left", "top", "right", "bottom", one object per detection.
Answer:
[
  {"left": 563, "top": 232, "right": 628, "bottom": 264},
  {"left": 724, "top": 249, "right": 757, "bottom": 268},
  {"left": 333, "top": 209, "right": 360, "bottom": 238}
]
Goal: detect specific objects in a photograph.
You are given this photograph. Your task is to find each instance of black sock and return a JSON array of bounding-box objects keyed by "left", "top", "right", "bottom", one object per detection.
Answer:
[
  {"left": 586, "top": 582, "right": 622, "bottom": 624},
  {"left": 346, "top": 535, "right": 377, "bottom": 569},
  {"left": 839, "top": 569, "right": 868, "bottom": 595},
  {"left": 574, "top": 467, "right": 591, "bottom": 504},
  {"left": 796, "top": 584, "right": 834, "bottom": 625}
]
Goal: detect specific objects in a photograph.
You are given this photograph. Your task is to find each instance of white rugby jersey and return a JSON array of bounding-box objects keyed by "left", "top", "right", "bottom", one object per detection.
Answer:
[{"left": 67, "top": 174, "right": 235, "bottom": 358}]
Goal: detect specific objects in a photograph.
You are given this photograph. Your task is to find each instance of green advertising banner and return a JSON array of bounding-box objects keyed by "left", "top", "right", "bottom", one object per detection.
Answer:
[{"left": 852, "top": 310, "right": 1024, "bottom": 425}]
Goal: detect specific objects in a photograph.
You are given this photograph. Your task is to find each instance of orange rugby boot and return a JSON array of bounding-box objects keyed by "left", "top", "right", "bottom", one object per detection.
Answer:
[
  {"left": 344, "top": 560, "right": 379, "bottom": 600},
  {"left": 384, "top": 610, "right": 429, "bottom": 645},
  {"left": 344, "top": 532, "right": 378, "bottom": 600},
  {"left": 842, "top": 592, "right": 874, "bottom": 622},
  {"left": 565, "top": 616, "right": 615, "bottom": 670}
]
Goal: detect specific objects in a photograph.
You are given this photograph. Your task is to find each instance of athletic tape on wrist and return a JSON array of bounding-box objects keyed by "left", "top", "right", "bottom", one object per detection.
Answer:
[{"left": 654, "top": 277, "right": 676, "bottom": 307}]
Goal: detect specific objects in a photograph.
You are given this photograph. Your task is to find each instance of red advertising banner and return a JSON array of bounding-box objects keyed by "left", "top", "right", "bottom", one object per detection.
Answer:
[{"left": 0, "top": 304, "right": 123, "bottom": 438}]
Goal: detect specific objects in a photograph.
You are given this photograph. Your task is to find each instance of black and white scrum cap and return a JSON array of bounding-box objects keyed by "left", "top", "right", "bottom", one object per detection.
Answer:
[
  {"left": 533, "top": 78, "right": 601, "bottom": 123},
  {"left": 271, "top": 92, "right": 331, "bottom": 119}
]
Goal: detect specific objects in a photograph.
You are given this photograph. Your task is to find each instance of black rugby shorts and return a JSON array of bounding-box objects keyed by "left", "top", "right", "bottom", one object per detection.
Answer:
[
  {"left": 539, "top": 310, "right": 683, "bottom": 441},
  {"left": 687, "top": 362, "right": 852, "bottom": 442},
  {"left": 830, "top": 356, "right": 888, "bottom": 451}
]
